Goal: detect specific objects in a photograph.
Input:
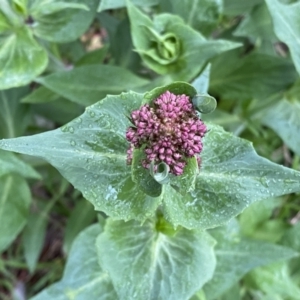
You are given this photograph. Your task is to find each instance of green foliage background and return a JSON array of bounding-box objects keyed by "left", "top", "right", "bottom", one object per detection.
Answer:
[{"left": 1, "top": 0, "right": 300, "bottom": 299}]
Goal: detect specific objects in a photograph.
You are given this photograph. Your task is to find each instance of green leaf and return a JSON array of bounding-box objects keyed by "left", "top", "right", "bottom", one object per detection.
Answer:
[
  {"left": 223, "top": 0, "right": 263, "bottom": 16},
  {"left": 30, "top": 0, "right": 98, "bottom": 43},
  {"left": 0, "top": 149, "right": 40, "bottom": 179},
  {"left": 98, "top": 0, "right": 159, "bottom": 11},
  {"left": 132, "top": 149, "right": 162, "bottom": 197},
  {"left": 22, "top": 203, "right": 49, "bottom": 273},
  {"left": 239, "top": 197, "right": 284, "bottom": 242},
  {"left": 210, "top": 49, "right": 297, "bottom": 100},
  {"left": 63, "top": 199, "right": 96, "bottom": 254},
  {"left": 203, "top": 220, "right": 299, "bottom": 299},
  {"left": 29, "top": 1, "right": 88, "bottom": 17},
  {"left": 192, "top": 63, "right": 211, "bottom": 94},
  {"left": 262, "top": 99, "right": 300, "bottom": 156},
  {"left": 161, "top": 124, "right": 300, "bottom": 229},
  {"left": 0, "top": 92, "right": 161, "bottom": 222},
  {"left": 0, "top": 87, "right": 31, "bottom": 138},
  {"left": 127, "top": 0, "right": 241, "bottom": 81},
  {"left": 246, "top": 263, "right": 300, "bottom": 299},
  {"left": 265, "top": 0, "right": 300, "bottom": 74},
  {"left": 160, "top": 0, "right": 222, "bottom": 36},
  {"left": 0, "top": 174, "right": 31, "bottom": 253},
  {"left": 21, "top": 86, "right": 62, "bottom": 104},
  {"left": 31, "top": 223, "right": 117, "bottom": 300},
  {"left": 234, "top": 3, "right": 277, "bottom": 43},
  {"left": 75, "top": 46, "right": 109, "bottom": 67},
  {"left": 192, "top": 94, "right": 217, "bottom": 114},
  {"left": 35, "top": 65, "right": 149, "bottom": 106},
  {"left": 97, "top": 218, "right": 216, "bottom": 300},
  {"left": 0, "top": 27, "right": 48, "bottom": 89}
]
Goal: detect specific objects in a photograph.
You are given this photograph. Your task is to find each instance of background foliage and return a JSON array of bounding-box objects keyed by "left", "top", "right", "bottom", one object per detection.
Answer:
[{"left": 1, "top": 0, "right": 300, "bottom": 299}]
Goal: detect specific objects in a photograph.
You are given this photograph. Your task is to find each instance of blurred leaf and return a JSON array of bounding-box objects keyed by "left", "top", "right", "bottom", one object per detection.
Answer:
[
  {"left": 234, "top": 3, "right": 276, "bottom": 41},
  {"left": 159, "top": 0, "right": 222, "bottom": 36},
  {"left": 98, "top": 0, "right": 159, "bottom": 11},
  {"left": 32, "top": 98, "right": 84, "bottom": 124},
  {"left": 0, "top": 87, "right": 31, "bottom": 138},
  {"left": 210, "top": 50, "right": 297, "bottom": 100},
  {"left": 30, "top": 0, "right": 98, "bottom": 43},
  {"left": 203, "top": 220, "right": 299, "bottom": 299},
  {"left": 246, "top": 263, "right": 300, "bottom": 299},
  {"left": 223, "top": 0, "right": 263, "bottom": 16},
  {"left": 35, "top": 65, "right": 149, "bottom": 105},
  {"left": 262, "top": 99, "right": 300, "bottom": 156},
  {"left": 22, "top": 204, "right": 49, "bottom": 273},
  {"left": 75, "top": 46, "right": 109, "bottom": 67},
  {"left": 0, "top": 149, "right": 40, "bottom": 179},
  {"left": 0, "top": 174, "right": 31, "bottom": 253},
  {"left": 161, "top": 124, "right": 300, "bottom": 229},
  {"left": 127, "top": 0, "right": 241, "bottom": 81},
  {"left": 97, "top": 218, "right": 216, "bottom": 300},
  {"left": 21, "top": 86, "right": 62, "bottom": 104},
  {"left": 0, "top": 27, "right": 48, "bottom": 89},
  {"left": 265, "top": 0, "right": 300, "bottom": 74},
  {"left": 31, "top": 223, "right": 117, "bottom": 300},
  {"left": 63, "top": 200, "right": 96, "bottom": 254}
]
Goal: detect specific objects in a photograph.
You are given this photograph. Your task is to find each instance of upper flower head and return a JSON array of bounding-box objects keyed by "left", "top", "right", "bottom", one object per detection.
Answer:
[{"left": 126, "top": 91, "right": 207, "bottom": 176}]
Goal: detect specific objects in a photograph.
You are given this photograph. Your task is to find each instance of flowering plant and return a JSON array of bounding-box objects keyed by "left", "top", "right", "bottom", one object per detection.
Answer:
[{"left": 1, "top": 0, "right": 300, "bottom": 299}]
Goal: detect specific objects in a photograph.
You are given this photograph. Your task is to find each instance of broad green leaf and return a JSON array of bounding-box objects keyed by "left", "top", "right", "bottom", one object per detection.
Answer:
[
  {"left": 35, "top": 65, "right": 149, "bottom": 106},
  {"left": 159, "top": 0, "right": 222, "bottom": 36},
  {"left": 21, "top": 86, "right": 62, "bottom": 104},
  {"left": 29, "top": 1, "right": 88, "bottom": 17},
  {"left": 203, "top": 221, "right": 299, "bottom": 299},
  {"left": 0, "top": 27, "right": 48, "bottom": 89},
  {"left": 234, "top": 3, "right": 277, "bottom": 43},
  {"left": 161, "top": 124, "right": 300, "bottom": 229},
  {"left": 30, "top": 0, "right": 98, "bottom": 43},
  {"left": 0, "top": 0, "right": 23, "bottom": 27},
  {"left": 210, "top": 49, "right": 297, "bottom": 100},
  {"left": 127, "top": 1, "right": 241, "bottom": 81},
  {"left": 245, "top": 263, "right": 300, "bottom": 299},
  {"left": 31, "top": 223, "right": 117, "bottom": 300},
  {"left": 223, "top": 0, "right": 263, "bottom": 16},
  {"left": 192, "top": 64, "right": 211, "bottom": 94},
  {"left": 0, "top": 174, "right": 31, "bottom": 253},
  {"left": 22, "top": 204, "right": 49, "bottom": 273},
  {"left": 0, "top": 92, "right": 161, "bottom": 222},
  {"left": 0, "top": 10, "right": 10, "bottom": 32},
  {"left": 75, "top": 46, "right": 109, "bottom": 67},
  {"left": 63, "top": 199, "right": 96, "bottom": 254},
  {"left": 262, "top": 99, "right": 300, "bottom": 156},
  {"left": 98, "top": 0, "right": 159, "bottom": 11},
  {"left": 0, "top": 87, "right": 31, "bottom": 138},
  {"left": 265, "top": 0, "right": 300, "bottom": 74},
  {"left": 0, "top": 149, "right": 40, "bottom": 179},
  {"left": 97, "top": 218, "right": 216, "bottom": 300}
]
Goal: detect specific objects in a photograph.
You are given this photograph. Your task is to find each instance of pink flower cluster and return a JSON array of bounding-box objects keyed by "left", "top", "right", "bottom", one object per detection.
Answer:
[{"left": 126, "top": 91, "right": 207, "bottom": 176}]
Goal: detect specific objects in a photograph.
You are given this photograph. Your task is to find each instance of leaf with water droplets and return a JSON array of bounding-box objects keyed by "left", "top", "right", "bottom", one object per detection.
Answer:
[
  {"left": 162, "top": 124, "right": 300, "bottom": 229},
  {"left": 97, "top": 218, "right": 216, "bottom": 300},
  {"left": 0, "top": 92, "right": 160, "bottom": 222},
  {"left": 31, "top": 223, "right": 117, "bottom": 300},
  {"left": 132, "top": 149, "right": 162, "bottom": 197}
]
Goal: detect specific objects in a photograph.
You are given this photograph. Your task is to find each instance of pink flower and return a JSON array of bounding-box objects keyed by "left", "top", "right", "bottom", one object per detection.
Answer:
[{"left": 126, "top": 91, "right": 207, "bottom": 176}]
